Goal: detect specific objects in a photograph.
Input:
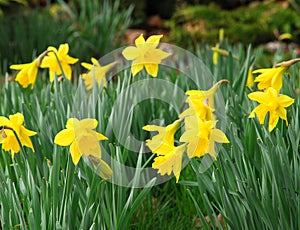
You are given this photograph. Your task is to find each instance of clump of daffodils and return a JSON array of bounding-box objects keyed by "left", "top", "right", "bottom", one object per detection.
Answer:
[
  {"left": 248, "top": 58, "right": 300, "bottom": 132},
  {"left": 143, "top": 80, "right": 229, "bottom": 182}
]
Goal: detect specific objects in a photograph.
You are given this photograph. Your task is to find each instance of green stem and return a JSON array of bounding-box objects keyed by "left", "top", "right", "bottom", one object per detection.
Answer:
[
  {"left": 1, "top": 125, "right": 27, "bottom": 155},
  {"left": 51, "top": 51, "right": 67, "bottom": 80}
]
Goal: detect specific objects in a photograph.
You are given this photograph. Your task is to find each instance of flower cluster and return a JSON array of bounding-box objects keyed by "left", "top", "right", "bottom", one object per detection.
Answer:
[
  {"left": 143, "top": 80, "right": 229, "bottom": 182},
  {"left": 248, "top": 59, "right": 299, "bottom": 131}
]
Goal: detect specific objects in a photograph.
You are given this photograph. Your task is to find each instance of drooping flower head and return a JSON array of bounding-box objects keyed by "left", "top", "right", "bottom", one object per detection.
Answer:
[
  {"left": 54, "top": 118, "right": 108, "bottom": 165},
  {"left": 40, "top": 43, "right": 78, "bottom": 82},
  {"left": 10, "top": 60, "right": 39, "bottom": 89},
  {"left": 122, "top": 34, "right": 170, "bottom": 77},
  {"left": 253, "top": 66, "right": 288, "bottom": 92},
  {"left": 180, "top": 80, "right": 228, "bottom": 120},
  {"left": 0, "top": 113, "right": 37, "bottom": 158},
  {"left": 143, "top": 120, "right": 187, "bottom": 182},
  {"left": 10, "top": 50, "right": 50, "bottom": 89},
  {"left": 81, "top": 58, "right": 116, "bottom": 90},
  {"left": 143, "top": 119, "right": 180, "bottom": 155},
  {"left": 248, "top": 87, "right": 294, "bottom": 132}
]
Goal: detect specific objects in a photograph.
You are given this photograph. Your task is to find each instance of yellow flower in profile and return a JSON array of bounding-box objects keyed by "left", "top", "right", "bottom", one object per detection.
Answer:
[
  {"left": 143, "top": 120, "right": 180, "bottom": 155},
  {"left": 152, "top": 143, "right": 187, "bottom": 182},
  {"left": 182, "top": 80, "right": 228, "bottom": 116},
  {"left": 10, "top": 59, "right": 39, "bottom": 89},
  {"left": 0, "top": 113, "right": 37, "bottom": 158},
  {"left": 180, "top": 115, "right": 229, "bottom": 159},
  {"left": 81, "top": 58, "right": 115, "bottom": 90},
  {"left": 246, "top": 65, "right": 254, "bottom": 88},
  {"left": 40, "top": 43, "right": 78, "bottom": 82},
  {"left": 248, "top": 87, "right": 294, "bottom": 132},
  {"left": 143, "top": 120, "right": 187, "bottom": 182},
  {"left": 253, "top": 66, "right": 287, "bottom": 92},
  {"left": 122, "top": 34, "right": 170, "bottom": 77},
  {"left": 54, "top": 118, "right": 108, "bottom": 165}
]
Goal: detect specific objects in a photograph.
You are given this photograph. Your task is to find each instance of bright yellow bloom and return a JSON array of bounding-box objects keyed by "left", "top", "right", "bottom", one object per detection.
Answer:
[
  {"left": 81, "top": 58, "right": 115, "bottom": 90},
  {"left": 253, "top": 66, "right": 288, "bottom": 92},
  {"left": 246, "top": 65, "right": 254, "bottom": 88},
  {"left": 180, "top": 115, "right": 229, "bottom": 159},
  {"left": 122, "top": 34, "right": 170, "bottom": 77},
  {"left": 54, "top": 118, "right": 108, "bottom": 165},
  {"left": 0, "top": 113, "right": 37, "bottom": 158},
  {"left": 40, "top": 43, "right": 78, "bottom": 82},
  {"left": 143, "top": 120, "right": 180, "bottom": 155},
  {"left": 10, "top": 59, "right": 39, "bottom": 89},
  {"left": 152, "top": 143, "right": 187, "bottom": 182},
  {"left": 180, "top": 80, "right": 228, "bottom": 119},
  {"left": 248, "top": 87, "right": 294, "bottom": 132}
]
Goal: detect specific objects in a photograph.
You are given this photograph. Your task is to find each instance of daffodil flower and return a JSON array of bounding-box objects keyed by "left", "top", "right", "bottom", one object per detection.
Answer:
[
  {"left": 180, "top": 80, "right": 228, "bottom": 119},
  {"left": 253, "top": 66, "right": 288, "bottom": 92},
  {"left": 81, "top": 58, "right": 116, "bottom": 90},
  {"left": 122, "top": 34, "right": 170, "bottom": 77},
  {"left": 180, "top": 115, "right": 229, "bottom": 159},
  {"left": 152, "top": 143, "right": 187, "bottom": 182},
  {"left": 54, "top": 118, "right": 108, "bottom": 165},
  {"left": 143, "top": 120, "right": 180, "bottom": 155},
  {"left": 0, "top": 113, "right": 37, "bottom": 158},
  {"left": 248, "top": 87, "right": 294, "bottom": 131},
  {"left": 10, "top": 59, "right": 39, "bottom": 89},
  {"left": 40, "top": 43, "right": 78, "bottom": 82}
]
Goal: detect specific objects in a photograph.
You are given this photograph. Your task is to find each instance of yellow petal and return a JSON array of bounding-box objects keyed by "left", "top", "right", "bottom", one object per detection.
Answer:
[
  {"left": 122, "top": 46, "right": 140, "bottom": 60},
  {"left": 97, "top": 132, "right": 108, "bottom": 140},
  {"left": 268, "top": 111, "right": 279, "bottom": 132},
  {"left": 81, "top": 62, "right": 93, "bottom": 70},
  {"left": 70, "top": 141, "right": 82, "bottom": 165},
  {"left": 210, "top": 129, "right": 229, "bottom": 143},
  {"left": 58, "top": 43, "right": 69, "bottom": 56},
  {"left": 0, "top": 116, "right": 12, "bottom": 127},
  {"left": 131, "top": 63, "right": 144, "bottom": 77},
  {"left": 144, "top": 63, "right": 159, "bottom": 77},
  {"left": 248, "top": 91, "right": 269, "bottom": 104},
  {"left": 278, "top": 95, "right": 294, "bottom": 107},
  {"left": 9, "top": 113, "right": 24, "bottom": 126},
  {"left": 54, "top": 129, "right": 74, "bottom": 146},
  {"left": 135, "top": 34, "right": 145, "bottom": 46},
  {"left": 145, "top": 35, "right": 163, "bottom": 47}
]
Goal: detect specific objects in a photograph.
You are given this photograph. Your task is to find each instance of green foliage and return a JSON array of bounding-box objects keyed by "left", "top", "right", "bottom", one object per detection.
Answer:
[
  {"left": 166, "top": 1, "right": 300, "bottom": 49},
  {"left": 0, "top": 0, "right": 133, "bottom": 73}
]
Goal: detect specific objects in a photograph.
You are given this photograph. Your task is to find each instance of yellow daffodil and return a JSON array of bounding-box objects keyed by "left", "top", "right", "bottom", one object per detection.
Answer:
[
  {"left": 211, "top": 46, "right": 238, "bottom": 65},
  {"left": 180, "top": 115, "right": 229, "bottom": 159},
  {"left": 122, "top": 34, "right": 170, "bottom": 77},
  {"left": 54, "top": 118, "right": 108, "bottom": 165},
  {"left": 246, "top": 65, "right": 254, "bottom": 88},
  {"left": 0, "top": 113, "right": 37, "bottom": 158},
  {"left": 81, "top": 58, "right": 115, "bottom": 90},
  {"left": 152, "top": 143, "right": 187, "bottom": 182},
  {"left": 40, "top": 43, "right": 78, "bottom": 82},
  {"left": 181, "top": 80, "right": 228, "bottom": 116},
  {"left": 10, "top": 59, "right": 39, "bottom": 89},
  {"left": 10, "top": 50, "right": 50, "bottom": 89},
  {"left": 248, "top": 87, "right": 294, "bottom": 132},
  {"left": 253, "top": 66, "right": 288, "bottom": 92},
  {"left": 143, "top": 120, "right": 180, "bottom": 155}
]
